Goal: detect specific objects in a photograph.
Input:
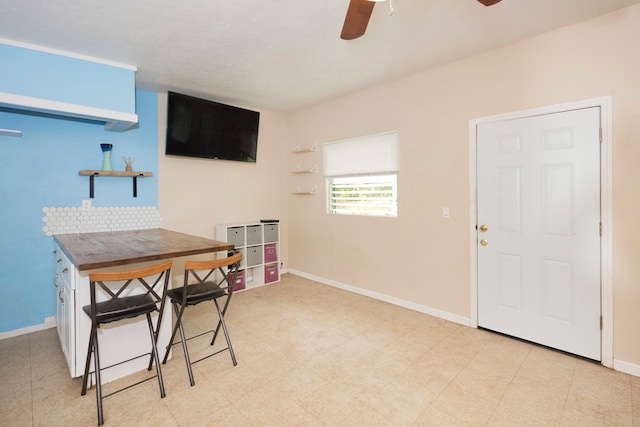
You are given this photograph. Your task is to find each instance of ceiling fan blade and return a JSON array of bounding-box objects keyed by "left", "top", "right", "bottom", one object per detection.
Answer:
[
  {"left": 477, "top": 0, "right": 502, "bottom": 5},
  {"left": 341, "top": 0, "right": 376, "bottom": 40}
]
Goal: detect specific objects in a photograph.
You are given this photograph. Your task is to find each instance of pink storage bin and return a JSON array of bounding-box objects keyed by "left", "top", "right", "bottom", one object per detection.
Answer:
[
  {"left": 264, "top": 243, "right": 278, "bottom": 263},
  {"left": 228, "top": 269, "right": 246, "bottom": 291},
  {"left": 264, "top": 263, "right": 279, "bottom": 284}
]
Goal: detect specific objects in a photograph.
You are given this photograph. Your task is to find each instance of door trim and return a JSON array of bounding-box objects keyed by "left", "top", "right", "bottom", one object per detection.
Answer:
[{"left": 468, "top": 97, "right": 612, "bottom": 367}]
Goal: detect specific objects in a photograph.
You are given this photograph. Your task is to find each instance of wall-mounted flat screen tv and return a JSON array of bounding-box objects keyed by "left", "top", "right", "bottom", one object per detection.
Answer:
[{"left": 165, "top": 91, "right": 259, "bottom": 163}]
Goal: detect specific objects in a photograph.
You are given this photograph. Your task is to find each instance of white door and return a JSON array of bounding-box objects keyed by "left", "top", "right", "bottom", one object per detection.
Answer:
[{"left": 477, "top": 107, "right": 601, "bottom": 360}]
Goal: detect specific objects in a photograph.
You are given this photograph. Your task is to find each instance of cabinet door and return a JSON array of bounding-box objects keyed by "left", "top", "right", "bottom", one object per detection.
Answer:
[
  {"left": 54, "top": 247, "right": 76, "bottom": 375},
  {"left": 62, "top": 285, "right": 70, "bottom": 358},
  {"left": 59, "top": 279, "right": 75, "bottom": 375},
  {"left": 55, "top": 275, "right": 65, "bottom": 345}
]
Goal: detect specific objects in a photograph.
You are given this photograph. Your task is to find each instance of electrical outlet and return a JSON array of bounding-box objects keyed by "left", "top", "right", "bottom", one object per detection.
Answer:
[{"left": 82, "top": 199, "right": 92, "bottom": 210}]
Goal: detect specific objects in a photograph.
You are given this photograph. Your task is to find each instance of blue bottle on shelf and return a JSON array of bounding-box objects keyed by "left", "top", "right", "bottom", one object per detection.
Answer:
[{"left": 100, "top": 144, "right": 113, "bottom": 171}]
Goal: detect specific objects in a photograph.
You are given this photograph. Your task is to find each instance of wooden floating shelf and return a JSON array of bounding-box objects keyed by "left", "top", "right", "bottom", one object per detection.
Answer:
[
  {"left": 78, "top": 170, "right": 153, "bottom": 198},
  {"left": 79, "top": 170, "right": 152, "bottom": 177}
]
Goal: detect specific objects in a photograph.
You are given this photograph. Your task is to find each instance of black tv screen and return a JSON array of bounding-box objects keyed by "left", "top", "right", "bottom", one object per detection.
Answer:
[{"left": 165, "top": 91, "right": 259, "bottom": 162}]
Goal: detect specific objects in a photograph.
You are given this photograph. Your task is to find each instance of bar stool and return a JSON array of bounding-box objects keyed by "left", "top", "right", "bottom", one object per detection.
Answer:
[
  {"left": 81, "top": 260, "right": 172, "bottom": 426},
  {"left": 162, "top": 251, "right": 242, "bottom": 386}
]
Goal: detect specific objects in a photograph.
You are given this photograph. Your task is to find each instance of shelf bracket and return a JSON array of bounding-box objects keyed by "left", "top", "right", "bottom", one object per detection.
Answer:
[
  {"left": 132, "top": 174, "right": 143, "bottom": 197},
  {"left": 89, "top": 173, "right": 97, "bottom": 198}
]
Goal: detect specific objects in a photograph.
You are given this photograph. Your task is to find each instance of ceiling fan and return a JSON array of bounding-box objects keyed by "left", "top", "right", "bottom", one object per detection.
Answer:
[{"left": 340, "top": 0, "right": 503, "bottom": 40}]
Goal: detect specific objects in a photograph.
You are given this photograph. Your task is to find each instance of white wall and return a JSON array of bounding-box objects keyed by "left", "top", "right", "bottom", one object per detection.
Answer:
[
  {"left": 157, "top": 92, "right": 290, "bottom": 280},
  {"left": 287, "top": 5, "right": 640, "bottom": 370}
]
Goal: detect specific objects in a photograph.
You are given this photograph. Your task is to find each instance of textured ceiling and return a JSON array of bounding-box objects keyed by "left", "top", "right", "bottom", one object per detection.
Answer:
[{"left": 1, "top": 0, "right": 639, "bottom": 112}]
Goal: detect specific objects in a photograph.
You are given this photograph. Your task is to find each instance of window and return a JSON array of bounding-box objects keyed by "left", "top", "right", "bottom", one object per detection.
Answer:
[
  {"left": 327, "top": 175, "right": 397, "bottom": 216},
  {"left": 322, "top": 131, "right": 398, "bottom": 217}
]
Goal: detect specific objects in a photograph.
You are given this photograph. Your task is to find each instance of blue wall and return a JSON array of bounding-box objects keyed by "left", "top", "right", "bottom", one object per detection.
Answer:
[
  {"left": 0, "top": 90, "right": 158, "bottom": 333},
  {"left": 0, "top": 43, "right": 136, "bottom": 113}
]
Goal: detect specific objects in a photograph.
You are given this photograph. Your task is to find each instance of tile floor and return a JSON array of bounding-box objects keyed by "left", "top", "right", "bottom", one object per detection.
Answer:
[{"left": 1, "top": 273, "right": 639, "bottom": 426}]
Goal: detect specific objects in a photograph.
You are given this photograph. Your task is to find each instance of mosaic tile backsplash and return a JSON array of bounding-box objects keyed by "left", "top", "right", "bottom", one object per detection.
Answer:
[{"left": 42, "top": 206, "right": 162, "bottom": 236}]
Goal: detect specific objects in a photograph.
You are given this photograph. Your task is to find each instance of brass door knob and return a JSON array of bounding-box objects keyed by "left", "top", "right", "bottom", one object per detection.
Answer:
[
  {"left": 480, "top": 239, "right": 488, "bottom": 246},
  {"left": 479, "top": 225, "right": 488, "bottom": 232}
]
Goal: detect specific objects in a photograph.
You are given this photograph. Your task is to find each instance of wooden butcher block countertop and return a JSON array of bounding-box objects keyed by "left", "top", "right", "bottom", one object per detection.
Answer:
[{"left": 54, "top": 228, "right": 233, "bottom": 271}]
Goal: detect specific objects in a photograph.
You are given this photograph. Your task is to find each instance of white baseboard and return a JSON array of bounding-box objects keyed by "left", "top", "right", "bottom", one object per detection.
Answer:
[
  {"left": 44, "top": 316, "right": 56, "bottom": 329},
  {"left": 613, "top": 359, "right": 640, "bottom": 377},
  {"left": 288, "top": 269, "right": 471, "bottom": 326},
  {"left": 5, "top": 277, "right": 640, "bottom": 378},
  {"left": 287, "top": 270, "right": 640, "bottom": 377},
  {"left": 0, "top": 316, "right": 56, "bottom": 340}
]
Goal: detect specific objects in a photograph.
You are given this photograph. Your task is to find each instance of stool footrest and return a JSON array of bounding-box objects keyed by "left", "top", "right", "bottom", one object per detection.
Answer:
[
  {"left": 102, "top": 374, "right": 161, "bottom": 399},
  {"left": 190, "top": 347, "right": 231, "bottom": 366}
]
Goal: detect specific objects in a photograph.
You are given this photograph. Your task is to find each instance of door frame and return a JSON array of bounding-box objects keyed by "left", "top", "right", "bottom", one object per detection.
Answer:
[{"left": 468, "top": 96, "right": 612, "bottom": 367}]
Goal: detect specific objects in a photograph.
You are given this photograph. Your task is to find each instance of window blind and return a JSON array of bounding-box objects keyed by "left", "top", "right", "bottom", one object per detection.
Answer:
[{"left": 322, "top": 131, "right": 398, "bottom": 178}]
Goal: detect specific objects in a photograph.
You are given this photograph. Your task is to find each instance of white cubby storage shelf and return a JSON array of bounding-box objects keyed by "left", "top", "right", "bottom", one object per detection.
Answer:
[{"left": 215, "top": 221, "right": 280, "bottom": 290}]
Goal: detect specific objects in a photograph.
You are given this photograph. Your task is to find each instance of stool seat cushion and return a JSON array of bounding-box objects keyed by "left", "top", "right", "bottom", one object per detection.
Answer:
[
  {"left": 82, "top": 294, "right": 157, "bottom": 325},
  {"left": 167, "top": 281, "right": 226, "bottom": 306}
]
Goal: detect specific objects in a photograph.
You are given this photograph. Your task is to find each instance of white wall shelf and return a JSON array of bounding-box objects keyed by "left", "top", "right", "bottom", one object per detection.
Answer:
[
  {"left": 291, "top": 143, "right": 318, "bottom": 196},
  {"left": 292, "top": 186, "right": 317, "bottom": 195},
  {"left": 216, "top": 221, "right": 280, "bottom": 290},
  {"left": 292, "top": 164, "right": 317, "bottom": 174},
  {"left": 0, "top": 128, "right": 22, "bottom": 137},
  {"left": 292, "top": 143, "right": 317, "bottom": 153},
  {"left": 0, "top": 92, "right": 138, "bottom": 132}
]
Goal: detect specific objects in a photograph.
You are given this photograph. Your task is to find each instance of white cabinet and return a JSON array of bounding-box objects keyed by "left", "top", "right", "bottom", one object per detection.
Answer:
[
  {"left": 53, "top": 246, "right": 172, "bottom": 383},
  {"left": 216, "top": 221, "right": 280, "bottom": 290},
  {"left": 54, "top": 246, "right": 76, "bottom": 376}
]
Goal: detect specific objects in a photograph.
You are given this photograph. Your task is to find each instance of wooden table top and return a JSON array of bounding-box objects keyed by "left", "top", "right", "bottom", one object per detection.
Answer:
[{"left": 54, "top": 228, "right": 233, "bottom": 271}]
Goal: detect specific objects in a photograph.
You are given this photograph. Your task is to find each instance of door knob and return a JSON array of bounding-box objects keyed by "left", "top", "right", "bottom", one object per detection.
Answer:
[
  {"left": 479, "top": 225, "right": 488, "bottom": 232},
  {"left": 480, "top": 239, "right": 488, "bottom": 246}
]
